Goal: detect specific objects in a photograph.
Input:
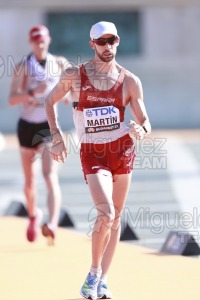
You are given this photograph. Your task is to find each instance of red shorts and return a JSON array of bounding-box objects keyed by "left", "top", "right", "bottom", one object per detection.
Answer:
[{"left": 80, "top": 134, "right": 135, "bottom": 182}]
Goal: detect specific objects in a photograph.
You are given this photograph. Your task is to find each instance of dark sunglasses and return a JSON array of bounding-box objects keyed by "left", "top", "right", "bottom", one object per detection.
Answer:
[{"left": 93, "top": 36, "right": 118, "bottom": 46}]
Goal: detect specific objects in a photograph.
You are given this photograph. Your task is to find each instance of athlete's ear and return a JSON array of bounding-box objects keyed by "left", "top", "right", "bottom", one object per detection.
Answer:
[
  {"left": 116, "top": 37, "right": 120, "bottom": 47},
  {"left": 89, "top": 40, "right": 95, "bottom": 50}
]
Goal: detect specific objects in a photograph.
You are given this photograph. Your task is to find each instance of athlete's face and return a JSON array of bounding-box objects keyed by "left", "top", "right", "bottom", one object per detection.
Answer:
[
  {"left": 90, "top": 34, "right": 120, "bottom": 62},
  {"left": 30, "top": 36, "right": 51, "bottom": 60}
]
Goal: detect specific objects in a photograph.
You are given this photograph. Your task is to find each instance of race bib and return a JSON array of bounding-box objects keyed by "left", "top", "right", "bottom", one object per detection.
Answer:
[{"left": 83, "top": 105, "right": 120, "bottom": 133}]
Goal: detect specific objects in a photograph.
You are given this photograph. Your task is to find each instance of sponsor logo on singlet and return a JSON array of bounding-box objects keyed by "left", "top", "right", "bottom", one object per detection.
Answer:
[
  {"left": 82, "top": 85, "right": 92, "bottom": 91},
  {"left": 83, "top": 105, "right": 120, "bottom": 133},
  {"left": 87, "top": 96, "right": 115, "bottom": 104}
]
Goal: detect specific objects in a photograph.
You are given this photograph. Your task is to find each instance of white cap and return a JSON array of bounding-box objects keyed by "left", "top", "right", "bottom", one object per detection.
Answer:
[{"left": 90, "top": 21, "right": 118, "bottom": 40}]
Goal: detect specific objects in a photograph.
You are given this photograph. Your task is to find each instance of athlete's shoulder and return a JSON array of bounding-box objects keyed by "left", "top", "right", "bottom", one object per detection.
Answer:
[
  {"left": 116, "top": 63, "right": 138, "bottom": 81},
  {"left": 55, "top": 65, "right": 80, "bottom": 91},
  {"left": 123, "top": 68, "right": 141, "bottom": 86},
  {"left": 62, "top": 64, "right": 82, "bottom": 78}
]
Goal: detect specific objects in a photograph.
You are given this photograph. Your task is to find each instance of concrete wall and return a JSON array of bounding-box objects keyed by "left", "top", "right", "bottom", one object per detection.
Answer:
[
  {"left": 0, "top": 5, "right": 200, "bottom": 133},
  {"left": 0, "top": 9, "right": 45, "bottom": 133},
  {"left": 138, "top": 8, "right": 200, "bottom": 129}
]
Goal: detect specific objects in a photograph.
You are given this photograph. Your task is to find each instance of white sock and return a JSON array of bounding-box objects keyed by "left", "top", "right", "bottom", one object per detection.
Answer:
[
  {"left": 100, "top": 274, "right": 108, "bottom": 283},
  {"left": 90, "top": 266, "right": 102, "bottom": 278}
]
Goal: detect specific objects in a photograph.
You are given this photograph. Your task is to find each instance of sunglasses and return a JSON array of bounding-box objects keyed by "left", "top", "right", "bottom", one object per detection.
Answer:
[{"left": 93, "top": 36, "right": 118, "bottom": 46}]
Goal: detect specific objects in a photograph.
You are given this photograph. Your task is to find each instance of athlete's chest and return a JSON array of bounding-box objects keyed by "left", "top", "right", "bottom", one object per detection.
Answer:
[{"left": 87, "top": 73, "right": 119, "bottom": 91}]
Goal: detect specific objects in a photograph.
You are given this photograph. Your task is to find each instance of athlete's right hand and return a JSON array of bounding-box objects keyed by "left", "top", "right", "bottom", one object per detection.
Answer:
[{"left": 51, "top": 131, "right": 67, "bottom": 163}]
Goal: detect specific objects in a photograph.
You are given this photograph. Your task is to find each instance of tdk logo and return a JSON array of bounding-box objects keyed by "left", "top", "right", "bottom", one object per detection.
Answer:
[{"left": 86, "top": 106, "right": 116, "bottom": 117}]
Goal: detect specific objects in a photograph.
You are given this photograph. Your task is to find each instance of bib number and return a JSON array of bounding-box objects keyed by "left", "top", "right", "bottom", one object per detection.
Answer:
[{"left": 83, "top": 105, "right": 120, "bottom": 133}]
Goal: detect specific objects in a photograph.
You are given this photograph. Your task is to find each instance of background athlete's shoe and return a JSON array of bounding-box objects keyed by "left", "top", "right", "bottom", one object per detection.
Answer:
[
  {"left": 41, "top": 223, "right": 55, "bottom": 245},
  {"left": 97, "top": 280, "right": 112, "bottom": 299},
  {"left": 80, "top": 273, "right": 99, "bottom": 300},
  {"left": 26, "top": 208, "right": 43, "bottom": 242}
]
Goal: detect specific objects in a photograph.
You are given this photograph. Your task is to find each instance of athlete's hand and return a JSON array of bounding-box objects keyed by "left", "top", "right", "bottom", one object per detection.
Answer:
[
  {"left": 129, "top": 120, "right": 145, "bottom": 140},
  {"left": 28, "top": 81, "right": 48, "bottom": 106},
  {"left": 51, "top": 130, "right": 67, "bottom": 163},
  {"left": 34, "top": 81, "right": 48, "bottom": 94}
]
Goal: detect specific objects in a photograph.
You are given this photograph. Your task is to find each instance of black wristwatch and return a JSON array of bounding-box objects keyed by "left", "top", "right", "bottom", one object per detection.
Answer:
[
  {"left": 28, "top": 89, "right": 34, "bottom": 96},
  {"left": 142, "top": 125, "right": 148, "bottom": 133}
]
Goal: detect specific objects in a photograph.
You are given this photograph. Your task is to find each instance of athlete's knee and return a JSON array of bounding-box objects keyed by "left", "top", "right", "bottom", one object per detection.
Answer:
[
  {"left": 112, "top": 215, "right": 121, "bottom": 230},
  {"left": 97, "top": 209, "right": 115, "bottom": 227},
  {"left": 110, "top": 207, "right": 122, "bottom": 228}
]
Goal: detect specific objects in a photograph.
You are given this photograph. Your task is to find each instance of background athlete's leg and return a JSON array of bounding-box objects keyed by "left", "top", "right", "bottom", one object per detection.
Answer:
[
  {"left": 20, "top": 146, "right": 36, "bottom": 217},
  {"left": 20, "top": 146, "right": 41, "bottom": 242}
]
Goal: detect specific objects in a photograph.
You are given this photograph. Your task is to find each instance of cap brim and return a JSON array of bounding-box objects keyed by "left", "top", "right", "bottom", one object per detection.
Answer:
[
  {"left": 92, "top": 31, "right": 118, "bottom": 39},
  {"left": 30, "top": 35, "right": 50, "bottom": 42}
]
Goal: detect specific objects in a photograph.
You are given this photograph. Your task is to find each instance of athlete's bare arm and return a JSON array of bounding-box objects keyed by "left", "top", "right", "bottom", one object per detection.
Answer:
[
  {"left": 45, "top": 67, "right": 77, "bottom": 109},
  {"left": 9, "top": 62, "right": 50, "bottom": 107},
  {"left": 125, "top": 71, "right": 151, "bottom": 140},
  {"left": 54, "top": 56, "right": 74, "bottom": 105},
  {"left": 44, "top": 66, "right": 80, "bottom": 162},
  {"left": 9, "top": 63, "right": 30, "bottom": 106}
]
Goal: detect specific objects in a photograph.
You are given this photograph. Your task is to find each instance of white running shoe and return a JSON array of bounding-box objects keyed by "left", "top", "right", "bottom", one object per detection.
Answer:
[
  {"left": 80, "top": 273, "right": 99, "bottom": 300},
  {"left": 97, "top": 280, "right": 112, "bottom": 299}
]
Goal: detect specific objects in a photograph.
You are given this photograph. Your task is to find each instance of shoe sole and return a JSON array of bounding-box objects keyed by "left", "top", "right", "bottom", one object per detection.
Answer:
[{"left": 80, "top": 290, "right": 97, "bottom": 300}]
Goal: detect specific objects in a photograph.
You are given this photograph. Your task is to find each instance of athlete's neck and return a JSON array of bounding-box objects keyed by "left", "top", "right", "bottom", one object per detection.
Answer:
[
  {"left": 89, "top": 59, "right": 118, "bottom": 76},
  {"left": 33, "top": 51, "right": 48, "bottom": 62}
]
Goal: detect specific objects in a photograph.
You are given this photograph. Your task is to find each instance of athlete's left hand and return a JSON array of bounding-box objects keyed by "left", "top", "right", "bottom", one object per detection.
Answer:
[{"left": 129, "top": 120, "right": 145, "bottom": 140}]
